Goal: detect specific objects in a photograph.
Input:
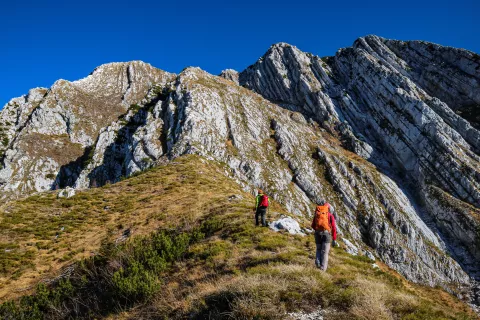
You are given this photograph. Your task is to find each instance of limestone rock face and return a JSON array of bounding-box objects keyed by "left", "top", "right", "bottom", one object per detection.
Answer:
[
  {"left": 0, "top": 37, "right": 479, "bottom": 301},
  {"left": 333, "top": 36, "right": 480, "bottom": 208},
  {"left": 424, "top": 186, "right": 480, "bottom": 279},
  {"left": 219, "top": 69, "right": 239, "bottom": 84},
  {"left": 0, "top": 61, "right": 174, "bottom": 196},
  {"left": 239, "top": 36, "right": 480, "bottom": 288}
]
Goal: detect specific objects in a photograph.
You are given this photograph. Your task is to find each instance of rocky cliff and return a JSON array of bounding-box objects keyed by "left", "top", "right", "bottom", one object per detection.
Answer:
[{"left": 1, "top": 36, "right": 479, "bottom": 304}]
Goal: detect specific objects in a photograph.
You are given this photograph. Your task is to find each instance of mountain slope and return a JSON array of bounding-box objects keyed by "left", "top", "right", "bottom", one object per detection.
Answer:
[
  {"left": 238, "top": 36, "right": 480, "bottom": 283},
  {"left": 0, "top": 36, "right": 479, "bottom": 307},
  {"left": 0, "top": 155, "right": 477, "bottom": 319}
]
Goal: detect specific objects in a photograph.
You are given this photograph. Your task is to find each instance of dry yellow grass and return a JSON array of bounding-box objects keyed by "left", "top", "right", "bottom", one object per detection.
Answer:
[
  {"left": 119, "top": 206, "right": 477, "bottom": 319},
  {"left": 1, "top": 155, "right": 478, "bottom": 319},
  {"left": 0, "top": 155, "right": 255, "bottom": 302}
]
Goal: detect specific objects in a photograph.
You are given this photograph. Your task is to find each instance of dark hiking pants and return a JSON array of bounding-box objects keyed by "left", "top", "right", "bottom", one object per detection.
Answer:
[
  {"left": 314, "top": 230, "right": 332, "bottom": 271},
  {"left": 255, "top": 207, "right": 267, "bottom": 227}
]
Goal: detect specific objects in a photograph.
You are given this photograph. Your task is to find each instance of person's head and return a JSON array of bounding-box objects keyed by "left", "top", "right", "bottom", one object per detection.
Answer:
[
  {"left": 318, "top": 199, "right": 326, "bottom": 205},
  {"left": 258, "top": 189, "right": 264, "bottom": 195}
]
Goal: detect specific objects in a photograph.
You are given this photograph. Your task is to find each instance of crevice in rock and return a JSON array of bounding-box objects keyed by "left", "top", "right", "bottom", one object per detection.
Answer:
[
  {"left": 159, "top": 98, "right": 171, "bottom": 156},
  {"left": 168, "top": 89, "right": 189, "bottom": 155},
  {"left": 269, "top": 119, "right": 294, "bottom": 174},
  {"left": 139, "top": 140, "right": 156, "bottom": 164},
  {"left": 456, "top": 103, "right": 480, "bottom": 131},
  {"left": 225, "top": 116, "right": 236, "bottom": 147},
  {"left": 121, "top": 64, "right": 133, "bottom": 103},
  {"left": 58, "top": 112, "right": 72, "bottom": 139}
]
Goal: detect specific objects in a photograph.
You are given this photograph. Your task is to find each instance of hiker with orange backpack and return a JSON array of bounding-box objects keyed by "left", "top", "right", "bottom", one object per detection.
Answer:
[
  {"left": 254, "top": 189, "right": 269, "bottom": 227},
  {"left": 311, "top": 199, "right": 337, "bottom": 271}
]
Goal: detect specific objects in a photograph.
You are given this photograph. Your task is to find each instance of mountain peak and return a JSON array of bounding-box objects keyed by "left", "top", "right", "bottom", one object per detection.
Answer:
[
  {"left": 269, "top": 41, "right": 295, "bottom": 49},
  {"left": 219, "top": 69, "right": 239, "bottom": 84}
]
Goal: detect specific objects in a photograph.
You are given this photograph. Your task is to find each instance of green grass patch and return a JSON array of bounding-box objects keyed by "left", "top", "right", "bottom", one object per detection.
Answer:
[{"left": 256, "top": 234, "right": 289, "bottom": 251}]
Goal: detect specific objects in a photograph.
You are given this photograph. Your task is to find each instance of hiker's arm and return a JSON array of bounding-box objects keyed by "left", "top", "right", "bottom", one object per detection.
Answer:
[
  {"left": 330, "top": 213, "right": 337, "bottom": 241},
  {"left": 329, "top": 204, "right": 337, "bottom": 219}
]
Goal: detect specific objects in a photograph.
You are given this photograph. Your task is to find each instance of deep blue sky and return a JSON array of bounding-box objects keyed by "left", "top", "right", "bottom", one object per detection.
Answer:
[{"left": 1, "top": 0, "right": 478, "bottom": 107}]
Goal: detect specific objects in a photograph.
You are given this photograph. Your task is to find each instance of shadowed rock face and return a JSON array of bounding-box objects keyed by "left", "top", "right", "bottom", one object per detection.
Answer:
[{"left": 0, "top": 37, "right": 479, "bottom": 301}]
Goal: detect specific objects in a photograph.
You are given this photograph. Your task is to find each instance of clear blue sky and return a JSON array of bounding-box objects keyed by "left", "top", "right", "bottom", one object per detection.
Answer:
[{"left": 1, "top": 0, "right": 478, "bottom": 107}]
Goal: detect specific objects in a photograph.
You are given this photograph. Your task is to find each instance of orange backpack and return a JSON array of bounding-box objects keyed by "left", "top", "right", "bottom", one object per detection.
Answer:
[{"left": 313, "top": 204, "right": 331, "bottom": 232}]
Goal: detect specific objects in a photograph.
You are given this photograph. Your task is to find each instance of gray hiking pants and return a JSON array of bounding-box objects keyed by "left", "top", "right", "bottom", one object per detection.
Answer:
[{"left": 314, "top": 230, "right": 331, "bottom": 271}]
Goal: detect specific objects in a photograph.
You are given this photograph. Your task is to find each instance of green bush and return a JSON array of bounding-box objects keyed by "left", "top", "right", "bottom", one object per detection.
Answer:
[
  {"left": 0, "top": 280, "right": 74, "bottom": 320},
  {"left": 112, "top": 261, "right": 159, "bottom": 300},
  {"left": 201, "top": 216, "right": 225, "bottom": 237},
  {"left": 0, "top": 223, "right": 208, "bottom": 319}
]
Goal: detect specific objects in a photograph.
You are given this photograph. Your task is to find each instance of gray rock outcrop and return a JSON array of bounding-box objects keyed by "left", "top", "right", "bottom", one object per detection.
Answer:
[
  {"left": 57, "top": 187, "right": 75, "bottom": 198},
  {"left": 270, "top": 216, "right": 305, "bottom": 235}
]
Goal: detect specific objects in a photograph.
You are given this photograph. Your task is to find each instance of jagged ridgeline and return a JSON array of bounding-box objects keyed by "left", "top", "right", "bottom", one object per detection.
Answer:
[{"left": 0, "top": 35, "right": 479, "bottom": 317}]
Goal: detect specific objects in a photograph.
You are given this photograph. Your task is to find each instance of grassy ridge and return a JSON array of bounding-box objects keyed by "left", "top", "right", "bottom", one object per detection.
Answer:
[
  {"left": 0, "top": 155, "right": 478, "bottom": 319},
  {"left": 0, "top": 155, "right": 249, "bottom": 301}
]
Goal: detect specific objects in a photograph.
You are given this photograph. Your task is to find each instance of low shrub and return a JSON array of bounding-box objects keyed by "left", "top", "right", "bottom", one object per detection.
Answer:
[
  {"left": 112, "top": 261, "right": 159, "bottom": 300},
  {"left": 0, "top": 222, "right": 208, "bottom": 319},
  {"left": 0, "top": 280, "right": 74, "bottom": 320}
]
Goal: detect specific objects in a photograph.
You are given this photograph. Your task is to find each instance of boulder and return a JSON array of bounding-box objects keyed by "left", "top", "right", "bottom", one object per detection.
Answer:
[
  {"left": 269, "top": 216, "right": 305, "bottom": 236},
  {"left": 57, "top": 187, "right": 75, "bottom": 199}
]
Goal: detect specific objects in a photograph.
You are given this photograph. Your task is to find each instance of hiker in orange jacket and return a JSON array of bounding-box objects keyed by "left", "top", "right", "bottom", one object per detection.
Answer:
[{"left": 311, "top": 199, "right": 337, "bottom": 271}]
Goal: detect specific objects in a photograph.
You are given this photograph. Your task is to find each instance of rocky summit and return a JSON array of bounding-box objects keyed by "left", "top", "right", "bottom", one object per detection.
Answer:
[{"left": 1, "top": 35, "right": 479, "bottom": 307}]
